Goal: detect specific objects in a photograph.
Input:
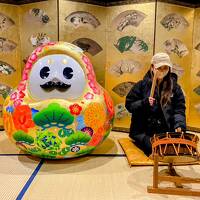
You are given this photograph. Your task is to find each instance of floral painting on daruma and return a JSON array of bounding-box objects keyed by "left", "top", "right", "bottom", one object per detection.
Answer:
[{"left": 3, "top": 42, "right": 114, "bottom": 159}]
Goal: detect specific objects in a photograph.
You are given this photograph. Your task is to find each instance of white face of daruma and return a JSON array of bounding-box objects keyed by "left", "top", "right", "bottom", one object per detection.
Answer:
[{"left": 28, "top": 54, "right": 86, "bottom": 100}]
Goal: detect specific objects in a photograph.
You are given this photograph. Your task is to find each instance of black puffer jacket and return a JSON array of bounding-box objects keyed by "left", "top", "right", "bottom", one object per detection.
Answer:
[{"left": 125, "top": 70, "right": 186, "bottom": 155}]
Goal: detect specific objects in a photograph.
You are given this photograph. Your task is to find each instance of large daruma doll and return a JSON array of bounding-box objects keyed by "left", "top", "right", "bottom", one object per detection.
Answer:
[{"left": 3, "top": 42, "right": 114, "bottom": 159}]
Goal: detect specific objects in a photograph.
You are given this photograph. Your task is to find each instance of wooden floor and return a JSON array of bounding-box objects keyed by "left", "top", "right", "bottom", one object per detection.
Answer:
[{"left": 0, "top": 130, "right": 200, "bottom": 200}]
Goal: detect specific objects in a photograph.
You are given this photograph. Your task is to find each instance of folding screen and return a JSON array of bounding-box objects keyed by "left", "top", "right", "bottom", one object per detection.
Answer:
[
  {"left": 19, "top": 0, "right": 58, "bottom": 70},
  {"left": 155, "top": 2, "right": 194, "bottom": 126},
  {"left": 0, "top": 3, "right": 21, "bottom": 128},
  {"left": 59, "top": 0, "right": 106, "bottom": 86},
  {"left": 189, "top": 7, "right": 200, "bottom": 129},
  {"left": 106, "top": 2, "right": 156, "bottom": 131}
]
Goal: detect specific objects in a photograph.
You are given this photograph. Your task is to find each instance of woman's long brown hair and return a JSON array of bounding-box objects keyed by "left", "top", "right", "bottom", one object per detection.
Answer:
[
  {"left": 151, "top": 66, "right": 173, "bottom": 107},
  {"left": 160, "top": 71, "right": 173, "bottom": 107}
]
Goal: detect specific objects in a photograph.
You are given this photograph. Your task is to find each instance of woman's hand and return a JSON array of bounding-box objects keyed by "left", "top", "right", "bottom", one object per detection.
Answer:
[
  {"left": 148, "top": 97, "right": 155, "bottom": 106},
  {"left": 175, "top": 127, "right": 182, "bottom": 133}
]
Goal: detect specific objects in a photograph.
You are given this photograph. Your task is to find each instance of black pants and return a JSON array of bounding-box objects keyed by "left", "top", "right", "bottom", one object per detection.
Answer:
[{"left": 133, "top": 135, "right": 152, "bottom": 157}]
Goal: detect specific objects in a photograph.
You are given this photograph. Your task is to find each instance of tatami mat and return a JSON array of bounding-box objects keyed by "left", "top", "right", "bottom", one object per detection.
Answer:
[
  {"left": 0, "top": 131, "right": 22, "bottom": 154},
  {"left": 23, "top": 157, "right": 200, "bottom": 200},
  {"left": 1, "top": 130, "right": 200, "bottom": 200},
  {"left": 0, "top": 156, "right": 40, "bottom": 200}
]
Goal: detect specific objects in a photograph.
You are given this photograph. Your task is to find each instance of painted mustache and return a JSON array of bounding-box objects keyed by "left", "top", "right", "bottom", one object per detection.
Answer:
[{"left": 40, "top": 81, "right": 71, "bottom": 92}]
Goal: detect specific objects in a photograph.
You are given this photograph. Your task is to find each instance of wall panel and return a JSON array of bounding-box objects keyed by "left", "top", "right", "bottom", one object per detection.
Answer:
[
  {"left": 106, "top": 2, "right": 155, "bottom": 130},
  {"left": 19, "top": 0, "right": 58, "bottom": 70},
  {"left": 0, "top": 0, "right": 199, "bottom": 131},
  {"left": 0, "top": 3, "right": 21, "bottom": 128},
  {"left": 188, "top": 7, "right": 200, "bottom": 129},
  {"left": 59, "top": 0, "right": 106, "bottom": 86},
  {"left": 155, "top": 2, "right": 194, "bottom": 127}
]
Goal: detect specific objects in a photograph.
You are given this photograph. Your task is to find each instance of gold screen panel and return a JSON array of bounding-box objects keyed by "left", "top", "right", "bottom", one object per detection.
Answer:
[
  {"left": 19, "top": 0, "right": 58, "bottom": 71},
  {"left": 155, "top": 2, "right": 194, "bottom": 127},
  {"left": 188, "top": 7, "right": 200, "bottom": 129},
  {"left": 106, "top": 3, "right": 156, "bottom": 130},
  {"left": 0, "top": 3, "right": 21, "bottom": 127},
  {"left": 59, "top": 0, "right": 106, "bottom": 87}
]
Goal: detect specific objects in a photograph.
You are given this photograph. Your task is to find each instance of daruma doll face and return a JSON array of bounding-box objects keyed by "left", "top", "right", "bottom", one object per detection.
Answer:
[
  {"left": 3, "top": 42, "right": 114, "bottom": 159},
  {"left": 28, "top": 54, "right": 86, "bottom": 100}
]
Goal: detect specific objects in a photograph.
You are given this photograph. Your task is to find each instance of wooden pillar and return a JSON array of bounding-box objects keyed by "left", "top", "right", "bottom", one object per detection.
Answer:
[{"left": 153, "top": 154, "right": 159, "bottom": 188}]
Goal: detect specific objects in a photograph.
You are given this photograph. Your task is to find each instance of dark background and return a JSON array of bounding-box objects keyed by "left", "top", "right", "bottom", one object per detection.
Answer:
[{"left": 0, "top": 0, "right": 199, "bottom": 7}]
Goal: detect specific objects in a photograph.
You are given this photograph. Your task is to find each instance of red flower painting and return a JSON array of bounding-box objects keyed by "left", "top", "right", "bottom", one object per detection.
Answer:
[
  {"left": 13, "top": 105, "right": 35, "bottom": 132},
  {"left": 69, "top": 103, "right": 82, "bottom": 115}
]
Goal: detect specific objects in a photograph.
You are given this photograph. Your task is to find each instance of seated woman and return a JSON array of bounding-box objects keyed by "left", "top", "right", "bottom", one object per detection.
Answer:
[{"left": 125, "top": 52, "right": 186, "bottom": 156}]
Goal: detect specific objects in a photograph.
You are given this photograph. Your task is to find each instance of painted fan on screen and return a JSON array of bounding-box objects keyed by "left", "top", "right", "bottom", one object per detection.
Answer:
[
  {"left": 112, "top": 10, "right": 146, "bottom": 31},
  {"left": 109, "top": 59, "right": 143, "bottom": 76},
  {"left": 72, "top": 38, "right": 102, "bottom": 56},
  {"left": 0, "top": 37, "right": 17, "bottom": 52},
  {"left": 171, "top": 63, "right": 184, "bottom": 77},
  {"left": 115, "top": 35, "right": 148, "bottom": 53},
  {"left": 0, "top": 83, "right": 12, "bottom": 99},
  {"left": 65, "top": 11, "right": 100, "bottom": 29},
  {"left": 160, "top": 13, "right": 189, "bottom": 31},
  {"left": 30, "top": 33, "right": 50, "bottom": 47},
  {"left": 195, "top": 43, "right": 200, "bottom": 51},
  {"left": 26, "top": 8, "right": 50, "bottom": 25},
  {"left": 0, "top": 61, "right": 15, "bottom": 75},
  {"left": 0, "top": 13, "right": 15, "bottom": 32},
  {"left": 115, "top": 103, "right": 130, "bottom": 120},
  {"left": 164, "top": 38, "right": 188, "bottom": 57},
  {"left": 193, "top": 85, "right": 200, "bottom": 96},
  {"left": 112, "top": 81, "right": 135, "bottom": 97}
]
